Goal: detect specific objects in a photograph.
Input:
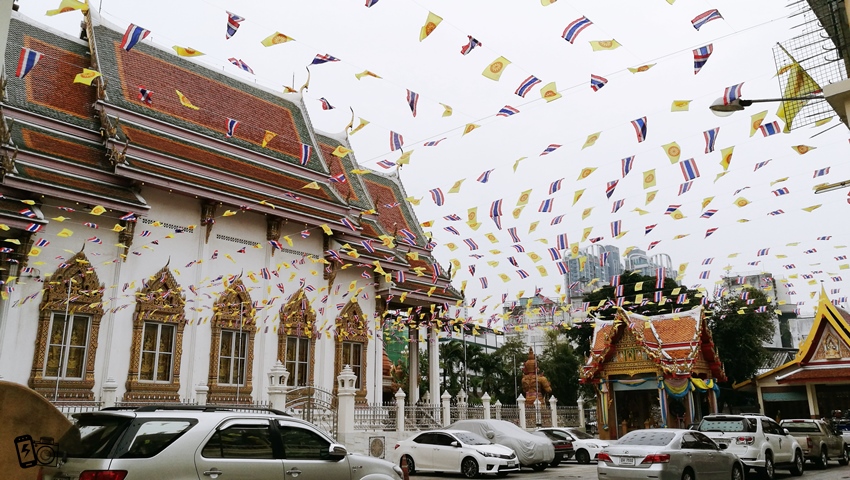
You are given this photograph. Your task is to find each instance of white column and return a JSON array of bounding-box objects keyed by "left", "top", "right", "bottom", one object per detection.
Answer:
[
  {"left": 577, "top": 397, "right": 586, "bottom": 429},
  {"left": 266, "top": 360, "right": 289, "bottom": 410},
  {"left": 337, "top": 365, "right": 357, "bottom": 434},
  {"left": 517, "top": 394, "right": 527, "bottom": 429},
  {"left": 441, "top": 390, "right": 452, "bottom": 427},
  {"left": 457, "top": 390, "right": 468, "bottom": 420},
  {"left": 805, "top": 383, "right": 818, "bottom": 418},
  {"left": 101, "top": 378, "right": 118, "bottom": 408},
  {"left": 428, "top": 325, "right": 439, "bottom": 408},
  {"left": 408, "top": 325, "right": 420, "bottom": 405},
  {"left": 195, "top": 384, "right": 209, "bottom": 406},
  {"left": 549, "top": 395, "right": 558, "bottom": 428},
  {"left": 482, "top": 392, "right": 491, "bottom": 420},
  {"left": 396, "top": 389, "right": 407, "bottom": 433}
]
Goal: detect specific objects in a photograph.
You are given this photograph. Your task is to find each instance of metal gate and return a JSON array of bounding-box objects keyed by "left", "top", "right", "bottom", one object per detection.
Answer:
[{"left": 285, "top": 386, "right": 338, "bottom": 437}]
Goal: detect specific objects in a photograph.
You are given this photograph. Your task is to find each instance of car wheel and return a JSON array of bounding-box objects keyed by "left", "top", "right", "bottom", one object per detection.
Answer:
[
  {"left": 576, "top": 449, "right": 591, "bottom": 464},
  {"left": 817, "top": 447, "right": 828, "bottom": 469},
  {"left": 401, "top": 455, "right": 416, "bottom": 475},
  {"left": 839, "top": 447, "right": 849, "bottom": 466},
  {"left": 681, "top": 467, "right": 695, "bottom": 480},
  {"left": 461, "top": 457, "right": 479, "bottom": 479},
  {"left": 789, "top": 450, "right": 804, "bottom": 477},
  {"left": 550, "top": 453, "right": 562, "bottom": 467},
  {"left": 732, "top": 464, "right": 744, "bottom": 480},
  {"left": 760, "top": 453, "right": 775, "bottom": 480},
  {"left": 531, "top": 462, "right": 547, "bottom": 472}
]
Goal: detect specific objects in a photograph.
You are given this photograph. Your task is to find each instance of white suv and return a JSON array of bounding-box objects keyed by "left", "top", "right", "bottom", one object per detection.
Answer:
[
  {"left": 695, "top": 414, "right": 803, "bottom": 479},
  {"left": 43, "top": 405, "right": 403, "bottom": 480}
]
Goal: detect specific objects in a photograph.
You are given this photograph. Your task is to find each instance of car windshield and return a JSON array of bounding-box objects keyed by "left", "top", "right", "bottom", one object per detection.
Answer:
[
  {"left": 781, "top": 422, "right": 820, "bottom": 433},
  {"left": 569, "top": 429, "right": 594, "bottom": 440},
  {"left": 617, "top": 431, "right": 676, "bottom": 447},
  {"left": 452, "top": 431, "right": 490, "bottom": 446},
  {"left": 59, "top": 415, "right": 133, "bottom": 459},
  {"left": 697, "top": 418, "right": 756, "bottom": 433}
]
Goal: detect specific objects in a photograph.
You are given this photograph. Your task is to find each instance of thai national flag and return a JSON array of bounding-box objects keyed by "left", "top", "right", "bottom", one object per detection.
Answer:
[
  {"left": 120, "top": 24, "right": 150, "bottom": 51},
  {"left": 119, "top": 212, "right": 137, "bottom": 221},
  {"left": 429, "top": 188, "right": 445, "bottom": 206},
  {"left": 138, "top": 86, "right": 153, "bottom": 105},
  {"left": 36, "top": 238, "right": 50, "bottom": 247},
  {"left": 228, "top": 58, "right": 254, "bottom": 74},
  {"left": 562, "top": 16, "right": 593, "bottom": 44},
  {"left": 395, "top": 270, "right": 406, "bottom": 283},
  {"left": 444, "top": 226, "right": 460, "bottom": 235},
  {"left": 702, "top": 258, "right": 714, "bottom": 265},
  {"left": 631, "top": 117, "right": 647, "bottom": 143},
  {"left": 477, "top": 169, "right": 494, "bottom": 183},
  {"left": 757, "top": 248, "right": 770, "bottom": 256},
  {"left": 225, "top": 118, "right": 239, "bottom": 137},
  {"left": 226, "top": 11, "right": 245, "bottom": 39},
  {"left": 318, "top": 97, "right": 334, "bottom": 110},
  {"left": 87, "top": 236, "right": 103, "bottom": 244},
  {"left": 610, "top": 220, "right": 622, "bottom": 237},
  {"left": 540, "top": 144, "right": 561, "bottom": 156},
  {"left": 400, "top": 228, "right": 416, "bottom": 243},
  {"left": 550, "top": 215, "right": 564, "bottom": 225},
  {"left": 606, "top": 180, "right": 619, "bottom": 199},
  {"left": 299, "top": 144, "right": 312, "bottom": 166},
  {"left": 480, "top": 277, "right": 488, "bottom": 289},
  {"left": 754, "top": 160, "right": 771, "bottom": 172},
  {"left": 655, "top": 268, "right": 665, "bottom": 288},
  {"left": 813, "top": 167, "right": 830, "bottom": 178},
  {"left": 311, "top": 54, "right": 341, "bottom": 65},
  {"left": 269, "top": 240, "right": 283, "bottom": 250},
  {"left": 621, "top": 156, "right": 635, "bottom": 178},
  {"left": 538, "top": 198, "right": 553, "bottom": 212},
  {"left": 340, "top": 217, "right": 357, "bottom": 231},
  {"left": 464, "top": 239, "right": 479, "bottom": 250},
  {"left": 679, "top": 158, "right": 700, "bottom": 180},
  {"left": 389, "top": 131, "right": 404, "bottom": 151},
  {"left": 556, "top": 233, "right": 568, "bottom": 250},
  {"left": 723, "top": 82, "right": 743, "bottom": 105},
  {"left": 772, "top": 187, "right": 790, "bottom": 196},
  {"left": 377, "top": 160, "right": 396, "bottom": 169},
  {"left": 489, "top": 199, "right": 503, "bottom": 219},
  {"left": 693, "top": 44, "right": 713, "bottom": 74},
  {"left": 645, "top": 224, "right": 657, "bottom": 235},
  {"left": 699, "top": 271, "right": 710, "bottom": 280},
  {"left": 590, "top": 74, "right": 608, "bottom": 92},
  {"left": 26, "top": 223, "right": 42, "bottom": 233},
  {"left": 497, "top": 105, "right": 519, "bottom": 117},
  {"left": 692, "top": 9, "right": 723, "bottom": 30},
  {"left": 361, "top": 240, "right": 375, "bottom": 253},
  {"left": 511, "top": 244, "right": 526, "bottom": 253},
  {"left": 515, "top": 75, "right": 541, "bottom": 97},
  {"left": 516, "top": 270, "right": 530, "bottom": 279},
  {"left": 611, "top": 199, "right": 625, "bottom": 213},
  {"left": 703, "top": 127, "right": 719, "bottom": 153},
  {"left": 549, "top": 178, "right": 563, "bottom": 194},
  {"left": 423, "top": 138, "right": 446, "bottom": 147},
  {"left": 759, "top": 121, "right": 781, "bottom": 137},
  {"left": 406, "top": 89, "right": 419, "bottom": 117},
  {"left": 19, "top": 208, "right": 36, "bottom": 218},
  {"left": 460, "top": 35, "right": 482, "bottom": 55},
  {"left": 365, "top": 0, "right": 380, "bottom": 7},
  {"left": 16, "top": 48, "right": 43, "bottom": 78},
  {"left": 329, "top": 173, "right": 347, "bottom": 183},
  {"left": 700, "top": 210, "right": 717, "bottom": 219}
]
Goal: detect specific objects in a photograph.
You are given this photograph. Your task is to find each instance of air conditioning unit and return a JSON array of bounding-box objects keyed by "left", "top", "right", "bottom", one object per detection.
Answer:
[{"left": 369, "top": 436, "right": 386, "bottom": 458}]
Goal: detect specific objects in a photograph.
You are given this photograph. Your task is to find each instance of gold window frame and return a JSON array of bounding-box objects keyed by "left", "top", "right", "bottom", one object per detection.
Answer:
[
  {"left": 207, "top": 278, "right": 256, "bottom": 403},
  {"left": 334, "top": 300, "right": 368, "bottom": 399},
  {"left": 277, "top": 288, "right": 316, "bottom": 388}
]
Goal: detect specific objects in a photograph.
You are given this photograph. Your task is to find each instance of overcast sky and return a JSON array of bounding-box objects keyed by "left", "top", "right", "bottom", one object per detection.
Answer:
[{"left": 21, "top": 0, "right": 850, "bottom": 317}]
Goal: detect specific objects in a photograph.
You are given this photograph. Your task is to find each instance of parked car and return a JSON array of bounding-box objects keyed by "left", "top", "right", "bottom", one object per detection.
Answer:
[
  {"left": 597, "top": 428, "right": 745, "bottom": 480},
  {"left": 448, "top": 419, "right": 554, "bottom": 471},
  {"left": 537, "top": 427, "right": 608, "bottom": 464},
  {"left": 780, "top": 418, "right": 849, "bottom": 467},
  {"left": 46, "top": 405, "right": 403, "bottom": 480},
  {"left": 531, "top": 429, "right": 573, "bottom": 467},
  {"left": 390, "top": 429, "right": 519, "bottom": 478},
  {"left": 695, "top": 413, "right": 804, "bottom": 479},
  {"left": 835, "top": 418, "right": 850, "bottom": 445}
]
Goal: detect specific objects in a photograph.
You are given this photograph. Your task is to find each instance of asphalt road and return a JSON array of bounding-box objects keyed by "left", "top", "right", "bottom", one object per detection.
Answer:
[{"left": 410, "top": 458, "right": 850, "bottom": 479}]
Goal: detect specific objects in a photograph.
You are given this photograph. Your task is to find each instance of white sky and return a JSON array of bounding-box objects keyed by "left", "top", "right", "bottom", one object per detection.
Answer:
[{"left": 20, "top": 0, "right": 850, "bottom": 318}]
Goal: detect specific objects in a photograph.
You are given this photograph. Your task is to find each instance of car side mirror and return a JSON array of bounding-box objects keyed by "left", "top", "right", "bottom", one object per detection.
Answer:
[
  {"left": 328, "top": 443, "right": 347, "bottom": 460},
  {"left": 783, "top": 428, "right": 790, "bottom": 436},
  {"left": 719, "top": 443, "right": 728, "bottom": 450},
  {"left": 451, "top": 441, "right": 460, "bottom": 448}
]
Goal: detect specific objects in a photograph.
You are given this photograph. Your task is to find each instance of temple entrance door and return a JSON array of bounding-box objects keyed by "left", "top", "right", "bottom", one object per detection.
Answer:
[{"left": 613, "top": 384, "right": 660, "bottom": 435}]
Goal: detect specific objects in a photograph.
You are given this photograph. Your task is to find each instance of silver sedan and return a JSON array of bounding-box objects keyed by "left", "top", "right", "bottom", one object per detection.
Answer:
[{"left": 597, "top": 429, "right": 745, "bottom": 480}]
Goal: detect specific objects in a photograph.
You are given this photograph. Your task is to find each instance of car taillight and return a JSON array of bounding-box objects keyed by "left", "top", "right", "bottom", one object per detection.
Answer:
[
  {"left": 735, "top": 436, "right": 755, "bottom": 446},
  {"left": 641, "top": 454, "right": 671, "bottom": 464},
  {"left": 79, "top": 471, "right": 128, "bottom": 480},
  {"left": 394, "top": 443, "right": 400, "bottom": 449},
  {"left": 807, "top": 437, "right": 813, "bottom": 449},
  {"left": 597, "top": 452, "right": 612, "bottom": 463}
]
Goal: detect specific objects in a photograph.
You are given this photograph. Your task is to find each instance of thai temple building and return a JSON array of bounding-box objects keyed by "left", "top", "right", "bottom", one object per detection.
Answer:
[
  {"left": 0, "top": 7, "right": 461, "bottom": 406},
  {"left": 580, "top": 306, "right": 726, "bottom": 440}
]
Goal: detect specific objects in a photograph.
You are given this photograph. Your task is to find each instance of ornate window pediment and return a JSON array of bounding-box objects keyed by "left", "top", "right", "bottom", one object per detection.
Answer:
[
  {"left": 29, "top": 251, "right": 104, "bottom": 400},
  {"left": 334, "top": 300, "right": 368, "bottom": 398},
  {"left": 207, "top": 278, "right": 256, "bottom": 403},
  {"left": 278, "top": 289, "right": 317, "bottom": 388},
  {"left": 124, "top": 265, "right": 186, "bottom": 401}
]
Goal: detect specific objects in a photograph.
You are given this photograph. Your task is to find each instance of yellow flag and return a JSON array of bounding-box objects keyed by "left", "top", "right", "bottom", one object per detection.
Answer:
[
  {"left": 350, "top": 118, "right": 369, "bottom": 135},
  {"left": 512, "top": 157, "right": 527, "bottom": 172},
  {"left": 670, "top": 209, "right": 685, "bottom": 220},
  {"left": 261, "top": 32, "right": 294, "bottom": 46},
  {"left": 775, "top": 45, "right": 821, "bottom": 132},
  {"left": 569, "top": 243, "right": 580, "bottom": 258},
  {"left": 354, "top": 70, "right": 381, "bottom": 81},
  {"left": 814, "top": 117, "right": 833, "bottom": 127},
  {"left": 445, "top": 243, "right": 458, "bottom": 251},
  {"left": 581, "top": 227, "right": 593, "bottom": 242},
  {"left": 528, "top": 221, "right": 539, "bottom": 233},
  {"left": 111, "top": 224, "right": 125, "bottom": 232},
  {"left": 512, "top": 207, "right": 524, "bottom": 219},
  {"left": 448, "top": 179, "right": 465, "bottom": 194},
  {"left": 57, "top": 228, "right": 73, "bottom": 238},
  {"left": 579, "top": 256, "right": 587, "bottom": 271},
  {"left": 582, "top": 132, "right": 601, "bottom": 149},
  {"left": 645, "top": 190, "right": 657, "bottom": 205},
  {"left": 792, "top": 145, "right": 816, "bottom": 155},
  {"left": 634, "top": 281, "right": 643, "bottom": 292},
  {"left": 662, "top": 142, "right": 681, "bottom": 164},
  {"left": 633, "top": 208, "right": 649, "bottom": 215},
  {"left": 440, "top": 103, "right": 453, "bottom": 117},
  {"left": 581, "top": 207, "right": 593, "bottom": 219},
  {"left": 467, "top": 207, "right": 478, "bottom": 225},
  {"left": 28, "top": 246, "right": 41, "bottom": 257},
  {"left": 671, "top": 100, "right": 691, "bottom": 111},
  {"left": 802, "top": 204, "right": 821, "bottom": 212},
  {"left": 485, "top": 233, "right": 499, "bottom": 244},
  {"left": 642, "top": 169, "right": 656, "bottom": 189},
  {"left": 462, "top": 123, "right": 480, "bottom": 136},
  {"left": 702, "top": 197, "right": 714, "bottom": 210},
  {"left": 770, "top": 177, "right": 788, "bottom": 186},
  {"left": 46, "top": 0, "right": 88, "bottom": 16},
  {"left": 74, "top": 68, "right": 101, "bottom": 85},
  {"left": 482, "top": 56, "right": 511, "bottom": 81},
  {"left": 516, "top": 189, "right": 532, "bottom": 207},
  {"left": 577, "top": 167, "right": 596, "bottom": 180},
  {"left": 373, "top": 261, "right": 386, "bottom": 275},
  {"left": 176, "top": 90, "right": 200, "bottom": 110},
  {"left": 719, "top": 146, "right": 734, "bottom": 171},
  {"left": 589, "top": 39, "right": 621, "bottom": 51},
  {"left": 262, "top": 131, "right": 277, "bottom": 148},
  {"left": 303, "top": 181, "right": 321, "bottom": 190},
  {"left": 172, "top": 46, "right": 204, "bottom": 57},
  {"left": 405, "top": 196, "right": 421, "bottom": 205},
  {"left": 734, "top": 197, "right": 750, "bottom": 208},
  {"left": 628, "top": 64, "right": 655, "bottom": 73},
  {"left": 498, "top": 273, "right": 511, "bottom": 283},
  {"left": 419, "top": 12, "right": 443, "bottom": 41},
  {"left": 89, "top": 205, "right": 106, "bottom": 216},
  {"left": 222, "top": 210, "right": 237, "bottom": 217},
  {"left": 397, "top": 150, "right": 413, "bottom": 165},
  {"left": 332, "top": 146, "right": 352, "bottom": 157},
  {"left": 573, "top": 189, "right": 585, "bottom": 205},
  {"left": 678, "top": 263, "right": 688, "bottom": 275},
  {"left": 536, "top": 265, "right": 548, "bottom": 277},
  {"left": 540, "top": 82, "right": 561, "bottom": 102},
  {"left": 749, "top": 110, "right": 767, "bottom": 137},
  {"left": 714, "top": 171, "right": 728, "bottom": 183}
]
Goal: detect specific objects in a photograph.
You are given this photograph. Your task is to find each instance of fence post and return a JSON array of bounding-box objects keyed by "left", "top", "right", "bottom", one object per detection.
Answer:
[
  {"left": 517, "top": 394, "right": 526, "bottom": 429},
  {"left": 457, "top": 390, "right": 468, "bottom": 421},
  {"left": 577, "top": 397, "right": 586, "bottom": 429},
  {"left": 101, "top": 377, "right": 118, "bottom": 408},
  {"left": 195, "top": 384, "right": 209, "bottom": 406},
  {"left": 396, "top": 389, "right": 406, "bottom": 433},
  {"left": 337, "top": 365, "right": 357, "bottom": 434},
  {"left": 266, "top": 360, "right": 290, "bottom": 410},
  {"left": 482, "top": 392, "right": 491, "bottom": 420},
  {"left": 494, "top": 400, "right": 502, "bottom": 420},
  {"left": 441, "top": 390, "right": 451, "bottom": 427},
  {"left": 549, "top": 395, "right": 558, "bottom": 428}
]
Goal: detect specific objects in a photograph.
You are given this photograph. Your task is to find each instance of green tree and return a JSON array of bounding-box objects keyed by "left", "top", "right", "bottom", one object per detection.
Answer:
[{"left": 537, "top": 329, "right": 583, "bottom": 405}]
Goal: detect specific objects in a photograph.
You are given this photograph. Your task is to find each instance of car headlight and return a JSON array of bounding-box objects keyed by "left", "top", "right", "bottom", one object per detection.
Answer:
[
  {"left": 393, "top": 465, "right": 404, "bottom": 479},
  {"left": 476, "top": 450, "right": 498, "bottom": 458}
]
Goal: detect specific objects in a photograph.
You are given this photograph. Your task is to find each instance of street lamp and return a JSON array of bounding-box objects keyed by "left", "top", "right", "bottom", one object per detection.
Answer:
[
  {"left": 814, "top": 179, "right": 850, "bottom": 194},
  {"left": 709, "top": 95, "right": 824, "bottom": 117}
]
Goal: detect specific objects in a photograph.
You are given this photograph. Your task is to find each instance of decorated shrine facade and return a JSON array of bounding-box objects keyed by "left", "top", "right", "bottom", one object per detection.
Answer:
[
  {"left": 739, "top": 290, "right": 850, "bottom": 420},
  {"left": 580, "top": 306, "right": 726, "bottom": 440},
  {"left": 0, "top": 9, "right": 461, "bottom": 405}
]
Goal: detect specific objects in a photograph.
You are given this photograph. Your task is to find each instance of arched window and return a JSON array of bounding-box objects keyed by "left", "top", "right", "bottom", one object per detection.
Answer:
[
  {"left": 208, "top": 278, "right": 255, "bottom": 403},
  {"left": 277, "top": 289, "right": 316, "bottom": 388},
  {"left": 334, "top": 301, "right": 368, "bottom": 398},
  {"left": 124, "top": 265, "right": 186, "bottom": 401},
  {"left": 29, "top": 251, "right": 104, "bottom": 400}
]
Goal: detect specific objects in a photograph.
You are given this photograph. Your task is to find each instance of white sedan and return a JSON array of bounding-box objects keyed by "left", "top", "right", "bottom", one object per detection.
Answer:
[
  {"left": 391, "top": 429, "right": 520, "bottom": 478},
  {"left": 537, "top": 427, "right": 609, "bottom": 464}
]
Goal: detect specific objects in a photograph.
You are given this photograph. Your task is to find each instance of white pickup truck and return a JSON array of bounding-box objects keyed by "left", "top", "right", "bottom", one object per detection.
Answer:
[{"left": 780, "top": 419, "right": 849, "bottom": 468}]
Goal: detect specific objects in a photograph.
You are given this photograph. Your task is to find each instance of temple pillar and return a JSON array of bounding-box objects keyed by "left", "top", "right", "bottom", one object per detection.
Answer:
[
  {"left": 805, "top": 383, "right": 818, "bottom": 418},
  {"left": 428, "top": 323, "right": 439, "bottom": 409},
  {"left": 408, "top": 323, "right": 420, "bottom": 404}
]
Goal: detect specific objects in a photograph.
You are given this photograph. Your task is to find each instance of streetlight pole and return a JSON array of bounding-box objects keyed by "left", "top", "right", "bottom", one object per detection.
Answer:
[{"left": 708, "top": 95, "right": 824, "bottom": 116}]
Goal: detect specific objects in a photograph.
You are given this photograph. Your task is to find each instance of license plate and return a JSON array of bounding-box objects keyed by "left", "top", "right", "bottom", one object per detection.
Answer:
[
  {"left": 619, "top": 457, "right": 635, "bottom": 466},
  {"left": 507, "top": 462, "right": 516, "bottom": 467}
]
